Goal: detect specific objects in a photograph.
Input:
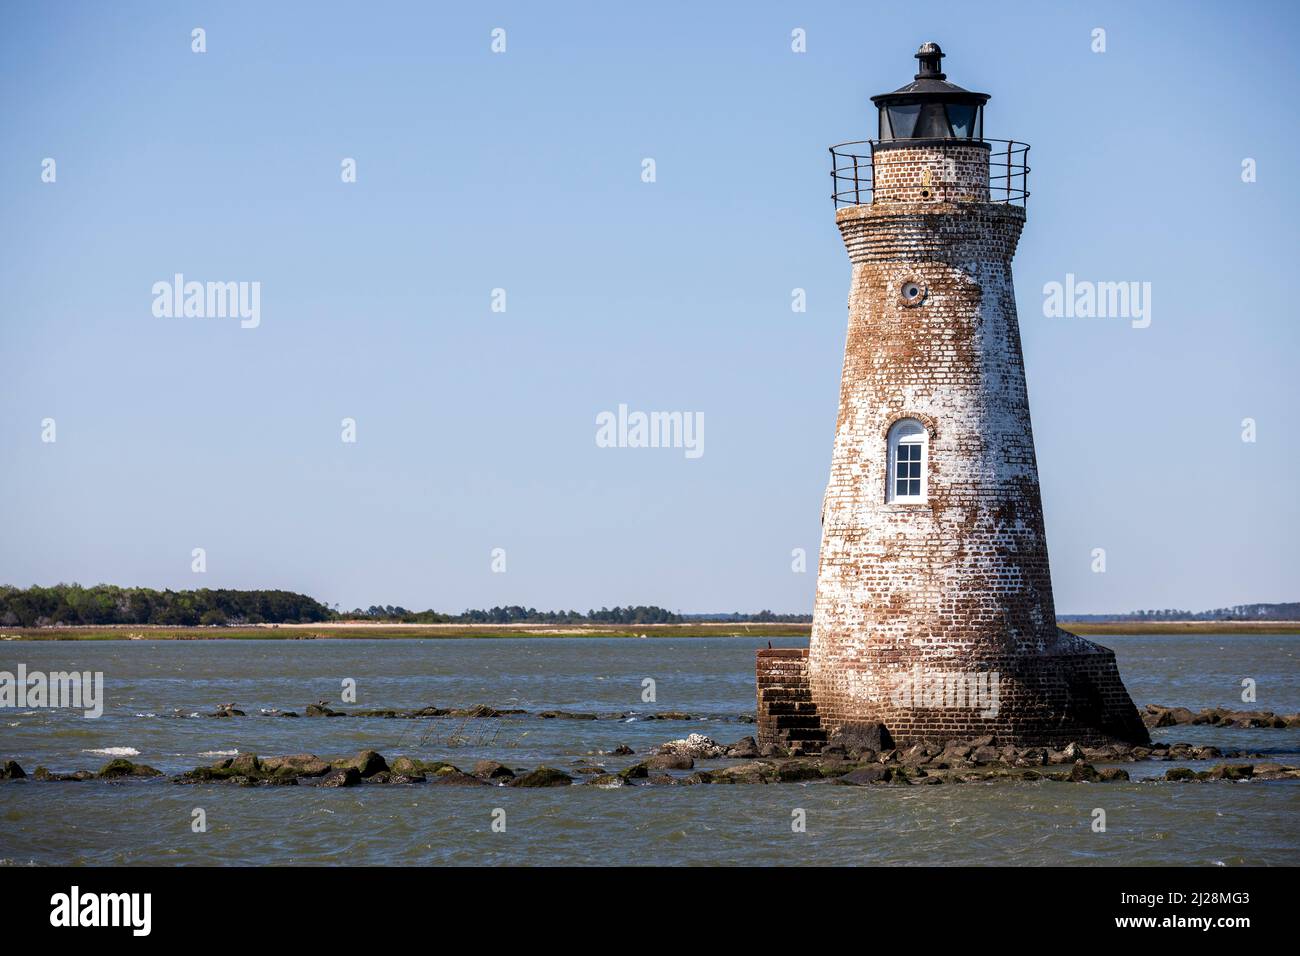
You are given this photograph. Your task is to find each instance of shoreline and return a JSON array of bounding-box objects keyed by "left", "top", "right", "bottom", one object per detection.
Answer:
[{"left": 3, "top": 620, "right": 1300, "bottom": 640}]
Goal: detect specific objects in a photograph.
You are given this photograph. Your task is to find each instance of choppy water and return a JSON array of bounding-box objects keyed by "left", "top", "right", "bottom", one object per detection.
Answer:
[{"left": 1, "top": 635, "right": 1297, "bottom": 865}]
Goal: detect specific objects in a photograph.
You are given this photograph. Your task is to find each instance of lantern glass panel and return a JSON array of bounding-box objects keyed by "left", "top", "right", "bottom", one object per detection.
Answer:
[
  {"left": 887, "top": 104, "right": 920, "bottom": 138},
  {"left": 947, "top": 103, "right": 977, "bottom": 138}
]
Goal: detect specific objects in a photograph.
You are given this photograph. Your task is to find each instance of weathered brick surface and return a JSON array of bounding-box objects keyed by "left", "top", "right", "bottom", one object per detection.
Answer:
[
  {"left": 871, "top": 143, "right": 990, "bottom": 204},
  {"left": 776, "top": 142, "right": 1149, "bottom": 748}
]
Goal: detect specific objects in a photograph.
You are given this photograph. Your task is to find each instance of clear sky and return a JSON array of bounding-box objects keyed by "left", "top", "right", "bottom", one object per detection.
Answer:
[{"left": 1, "top": 1, "right": 1296, "bottom": 615}]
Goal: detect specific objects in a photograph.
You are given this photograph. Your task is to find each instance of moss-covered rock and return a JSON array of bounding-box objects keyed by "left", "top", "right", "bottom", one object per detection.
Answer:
[
  {"left": 172, "top": 766, "right": 233, "bottom": 784},
  {"left": 388, "top": 756, "right": 424, "bottom": 778},
  {"left": 510, "top": 766, "right": 573, "bottom": 788},
  {"left": 724, "top": 736, "right": 759, "bottom": 759},
  {"left": 644, "top": 753, "right": 694, "bottom": 771},
  {"left": 708, "top": 761, "right": 775, "bottom": 785},
  {"left": 836, "top": 766, "right": 892, "bottom": 786},
  {"left": 429, "top": 769, "right": 488, "bottom": 786},
  {"left": 446, "top": 704, "right": 502, "bottom": 718},
  {"left": 471, "top": 760, "right": 515, "bottom": 780},
  {"left": 1206, "top": 763, "right": 1255, "bottom": 781},
  {"left": 32, "top": 766, "right": 93, "bottom": 782},
  {"left": 315, "top": 767, "right": 361, "bottom": 788},
  {"left": 335, "top": 750, "right": 388, "bottom": 778},
  {"left": 777, "top": 763, "right": 824, "bottom": 783},
  {"left": 1066, "top": 761, "right": 1101, "bottom": 783},
  {"left": 229, "top": 753, "right": 261, "bottom": 776},
  {"left": 260, "top": 754, "right": 331, "bottom": 778},
  {"left": 98, "top": 759, "right": 162, "bottom": 779}
]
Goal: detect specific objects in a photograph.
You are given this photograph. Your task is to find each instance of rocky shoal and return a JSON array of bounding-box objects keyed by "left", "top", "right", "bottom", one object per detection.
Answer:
[
  {"left": 3, "top": 732, "right": 1295, "bottom": 789},
  {"left": 173, "top": 701, "right": 1300, "bottom": 730},
  {"left": 193, "top": 702, "right": 741, "bottom": 722},
  {"left": 1142, "top": 704, "right": 1300, "bottom": 729}
]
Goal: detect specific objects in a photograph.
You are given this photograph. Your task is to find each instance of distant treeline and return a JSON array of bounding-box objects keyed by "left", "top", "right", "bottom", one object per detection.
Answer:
[
  {"left": 0, "top": 584, "right": 333, "bottom": 627},
  {"left": 0, "top": 585, "right": 808, "bottom": 628},
  {"left": 339, "top": 606, "right": 812, "bottom": 624},
  {"left": 681, "top": 611, "right": 814, "bottom": 623},
  {"left": 345, "top": 605, "right": 682, "bottom": 625},
  {"left": 1059, "top": 602, "right": 1300, "bottom": 622}
]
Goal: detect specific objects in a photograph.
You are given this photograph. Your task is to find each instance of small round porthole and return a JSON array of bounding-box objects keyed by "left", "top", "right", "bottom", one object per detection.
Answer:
[{"left": 900, "top": 281, "right": 926, "bottom": 306}]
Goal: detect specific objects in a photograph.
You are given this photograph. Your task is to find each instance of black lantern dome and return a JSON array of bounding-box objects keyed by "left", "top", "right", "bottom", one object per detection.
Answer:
[{"left": 871, "top": 42, "right": 988, "bottom": 145}]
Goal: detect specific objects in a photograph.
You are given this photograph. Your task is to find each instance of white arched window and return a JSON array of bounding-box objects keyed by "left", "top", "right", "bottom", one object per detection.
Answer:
[{"left": 886, "top": 419, "right": 927, "bottom": 503}]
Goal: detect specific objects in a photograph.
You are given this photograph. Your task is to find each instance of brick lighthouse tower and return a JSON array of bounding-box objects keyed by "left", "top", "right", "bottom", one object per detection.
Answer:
[{"left": 757, "top": 44, "right": 1148, "bottom": 751}]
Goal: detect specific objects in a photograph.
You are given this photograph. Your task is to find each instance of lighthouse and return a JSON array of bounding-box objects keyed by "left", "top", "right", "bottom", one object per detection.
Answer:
[{"left": 757, "top": 44, "right": 1148, "bottom": 751}]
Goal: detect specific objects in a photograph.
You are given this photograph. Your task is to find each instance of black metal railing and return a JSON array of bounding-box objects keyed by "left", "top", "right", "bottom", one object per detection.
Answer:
[{"left": 829, "top": 139, "right": 1030, "bottom": 208}]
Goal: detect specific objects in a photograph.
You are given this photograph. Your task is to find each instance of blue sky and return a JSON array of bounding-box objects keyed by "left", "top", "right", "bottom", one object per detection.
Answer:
[{"left": 1, "top": 1, "right": 1296, "bottom": 615}]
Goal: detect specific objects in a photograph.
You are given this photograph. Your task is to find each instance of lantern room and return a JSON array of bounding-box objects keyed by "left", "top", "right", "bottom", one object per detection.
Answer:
[{"left": 871, "top": 42, "right": 988, "bottom": 143}]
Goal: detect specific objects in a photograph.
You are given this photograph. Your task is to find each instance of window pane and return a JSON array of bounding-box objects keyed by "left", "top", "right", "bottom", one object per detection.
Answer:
[
  {"left": 888, "top": 418, "right": 927, "bottom": 502},
  {"left": 887, "top": 104, "right": 920, "bottom": 139},
  {"left": 947, "top": 104, "right": 977, "bottom": 138},
  {"left": 915, "top": 103, "right": 950, "bottom": 138}
]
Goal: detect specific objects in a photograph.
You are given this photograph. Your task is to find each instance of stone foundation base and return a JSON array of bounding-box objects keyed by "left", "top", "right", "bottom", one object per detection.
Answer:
[{"left": 760, "top": 633, "right": 1150, "bottom": 751}]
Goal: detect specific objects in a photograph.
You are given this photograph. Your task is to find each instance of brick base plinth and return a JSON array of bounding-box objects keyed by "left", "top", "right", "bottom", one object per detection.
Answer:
[
  {"left": 807, "top": 629, "right": 1150, "bottom": 747},
  {"left": 757, "top": 632, "right": 1149, "bottom": 750}
]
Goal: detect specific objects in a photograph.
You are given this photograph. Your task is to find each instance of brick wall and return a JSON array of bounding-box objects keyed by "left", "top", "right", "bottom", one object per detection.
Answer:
[{"left": 871, "top": 143, "right": 990, "bottom": 204}]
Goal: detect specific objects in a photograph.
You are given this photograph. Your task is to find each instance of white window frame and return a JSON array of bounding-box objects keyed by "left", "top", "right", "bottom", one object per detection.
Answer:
[{"left": 886, "top": 418, "right": 928, "bottom": 504}]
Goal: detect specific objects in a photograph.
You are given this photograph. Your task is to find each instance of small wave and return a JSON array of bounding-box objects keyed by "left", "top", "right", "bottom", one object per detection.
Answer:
[
  {"left": 83, "top": 747, "right": 140, "bottom": 757},
  {"left": 198, "top": 749, "right": 239, "bottom": 757}
]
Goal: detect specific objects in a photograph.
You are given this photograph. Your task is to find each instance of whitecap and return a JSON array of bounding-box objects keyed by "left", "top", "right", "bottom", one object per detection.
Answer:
[
  {"left": 198, "top": 749, "right": 239, "bottom": 757},
  {"left": 83, "top": 746, "right": 140, "bottom": 756}
]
